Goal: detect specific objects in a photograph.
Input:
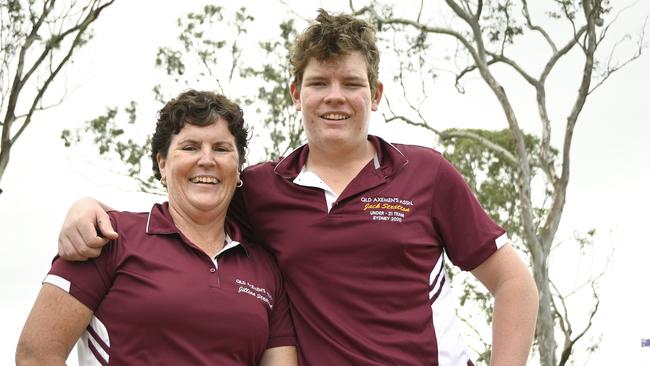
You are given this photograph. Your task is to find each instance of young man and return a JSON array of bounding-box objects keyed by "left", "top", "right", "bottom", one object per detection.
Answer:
[{"left": 58, "top": 9, "right": 538, "bottom": 366}]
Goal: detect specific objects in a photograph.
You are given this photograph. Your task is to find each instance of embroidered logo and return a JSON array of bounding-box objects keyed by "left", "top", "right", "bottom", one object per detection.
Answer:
[
  {"left": 235, "top": 279, "right": 273, "bottom": 309},
  {"left": 361, "top": 196, "right": 414, "bottom": 222}
]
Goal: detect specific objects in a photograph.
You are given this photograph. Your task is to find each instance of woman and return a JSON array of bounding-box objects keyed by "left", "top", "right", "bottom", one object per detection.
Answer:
[{"left": 16, "top": 90, "right": 298, "bottom": 365}]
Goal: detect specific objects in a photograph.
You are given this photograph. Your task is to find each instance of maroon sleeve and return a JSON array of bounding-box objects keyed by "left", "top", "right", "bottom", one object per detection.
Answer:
[
  {"left": 45, "top": 214, "right": 120, "bottom": 311},
  {"left": 431, "top": 157, "right": 507, "bottom": 271},
  {"left": 266, "top": 265, "right": 297, "bottom": 349},
  {"left": 228, "top": 179, "right": 257, "bottom": 243}
]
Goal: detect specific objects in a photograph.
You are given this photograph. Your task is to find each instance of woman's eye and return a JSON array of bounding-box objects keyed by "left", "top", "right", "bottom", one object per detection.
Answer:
[{"left": 182, "top": 145, "right": 197, "bottom": 151}]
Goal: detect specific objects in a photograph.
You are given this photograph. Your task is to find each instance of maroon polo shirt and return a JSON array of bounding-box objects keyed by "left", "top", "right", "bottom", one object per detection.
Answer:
[
  {"left": 231, "top": 135, "right": 506, "bottom": 365},
  {"left": 45, "top": 202, "right": 295, "bottom": 365}
]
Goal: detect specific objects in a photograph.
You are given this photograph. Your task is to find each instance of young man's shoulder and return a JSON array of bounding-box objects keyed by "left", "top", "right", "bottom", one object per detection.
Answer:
[{"left": 389, "top": 141, "right": 445, "bottom": 162}]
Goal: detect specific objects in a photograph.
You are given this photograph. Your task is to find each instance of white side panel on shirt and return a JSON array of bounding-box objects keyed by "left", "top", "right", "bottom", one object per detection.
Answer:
[
  {"left": 77, "top": 315, "right": 111, "bottom": 365},
  {"left": 429, "top": 256, "right": 471, "bottom": 366}
]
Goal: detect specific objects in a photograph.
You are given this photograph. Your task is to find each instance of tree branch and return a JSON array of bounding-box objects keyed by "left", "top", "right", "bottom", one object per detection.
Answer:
[
  {"left": 540, "top": 2, "right": 600, "bottom": 249},
  {"left": 383, "top": 110, "right": 519, "bottom": 167},
  {"left": 557, "top": 284, "right": 600, "bottom": 366},
  {"left": 355, "top": 9, "right": 483, "bottom": 65},
  {"left": 589, "top": 17, "right": 647, "bottom": 94},
  {"left": 11, "top": 0, "right": 115, "bottom": 145},
  {"left": 521, "top": 0, "right": 557, "bottom": 52},
  {"left": 485, "top": 52, "right": 538, "bottom": 86}
]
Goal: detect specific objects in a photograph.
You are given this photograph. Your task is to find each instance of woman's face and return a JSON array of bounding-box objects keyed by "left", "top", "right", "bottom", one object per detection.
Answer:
[{"left": 157, "top": 119, "right": 239, "bottom": 219}]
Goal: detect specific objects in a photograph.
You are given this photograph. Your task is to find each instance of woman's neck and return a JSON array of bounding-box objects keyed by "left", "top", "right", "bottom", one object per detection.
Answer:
[{"left": 168, "top": 204, "right": 226, "bottom": 257}]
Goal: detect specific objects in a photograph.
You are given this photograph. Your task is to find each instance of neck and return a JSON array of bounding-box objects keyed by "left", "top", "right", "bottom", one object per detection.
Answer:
[
  {"left": 169, "top": 204, "right": 226, "bottom": 257},
  {"left": 306, "top": 138, "right": 376, "bottom": 195},
  {"left": 307, "top": 137, "right": 374, "bottom": 170}
]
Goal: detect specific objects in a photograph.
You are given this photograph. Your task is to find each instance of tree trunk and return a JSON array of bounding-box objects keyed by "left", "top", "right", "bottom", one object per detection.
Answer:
[
  {"left": 0, "top": 143, "right": 9, "bottom": 186},
  {"left": 533, "top": 248, "right": 556, "bottom": 366}
]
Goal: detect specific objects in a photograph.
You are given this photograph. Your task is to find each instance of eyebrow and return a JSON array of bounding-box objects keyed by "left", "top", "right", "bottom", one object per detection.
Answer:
[
  {"left": 303, "top": 75, "right": 368, "bottom": 83},
  {"left": 176, "top": 137, "right": 234, "bottom": 145}
]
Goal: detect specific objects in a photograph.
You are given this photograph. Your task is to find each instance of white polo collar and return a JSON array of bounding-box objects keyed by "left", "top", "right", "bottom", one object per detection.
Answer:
[{"left": 292, "top": 153, "right": 381, "bottom": 212}]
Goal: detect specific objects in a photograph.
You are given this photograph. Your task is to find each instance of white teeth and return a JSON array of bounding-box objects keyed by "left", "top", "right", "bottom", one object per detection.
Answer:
[
  {"left": 190, "top": 176, "right": 219, "bottom": 184},
  {"left": 321, "top": 113, "right": 349, "bottom": 120}
]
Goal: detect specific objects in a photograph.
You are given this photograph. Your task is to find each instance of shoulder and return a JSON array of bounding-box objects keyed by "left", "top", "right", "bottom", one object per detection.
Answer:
[
  {"left": 388, "top": 142, "right": 447, "bottom": 175},
  {"left": 392, "top": 142, "right": 444, "bottom": 161},
  {"left": 243, "top": 241, "right": 283, "bottom": 278},
  {"left": 107, "top": 210, "right": 149, "bottom": 235},
  {"left": 241, "top": 160, "right": 277, "bottom": 178},
  {"left": 243, "top": 241, "right": 279, "bottom": 270}
]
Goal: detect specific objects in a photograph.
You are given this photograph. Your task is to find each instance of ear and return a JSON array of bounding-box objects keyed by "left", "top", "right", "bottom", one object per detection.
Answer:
[
  {"left": 290, "top": 82, "right": 301, "bottom": 111},
  {"left": 371, "top": 81, "right": 384, "bottom": 111},
  {"left": 156, "top": 153, "right": 167, "bottom": 178}
]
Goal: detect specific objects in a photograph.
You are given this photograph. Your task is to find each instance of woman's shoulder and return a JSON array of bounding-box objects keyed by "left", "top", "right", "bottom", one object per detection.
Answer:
[{"left": 107, "top": 210, "right": 149, "bottom": 228}]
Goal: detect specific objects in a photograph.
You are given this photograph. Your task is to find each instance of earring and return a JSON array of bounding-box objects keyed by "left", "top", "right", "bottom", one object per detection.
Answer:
[{"left": 236, "top": 179, "right": 243, "bottom": 188}]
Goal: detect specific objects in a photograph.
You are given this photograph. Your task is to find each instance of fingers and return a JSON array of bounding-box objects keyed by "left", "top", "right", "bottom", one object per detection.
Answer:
[
  {"left": 96, "top": 213, "right": 118, "bottom": 241},
  {"left": 57, "top": 197, "right": 117, "bottom": 261},
  {"left": 58, "top": 228, "right": 102, "bottom": 261}
]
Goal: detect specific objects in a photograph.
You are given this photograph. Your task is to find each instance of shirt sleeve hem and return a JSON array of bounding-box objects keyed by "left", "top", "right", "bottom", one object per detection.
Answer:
[
  {"left": 457, "top": 229, "right": 508, "bottom": 271},
  {"left": 266, "top": 336, "right": 298, "bottom": 348}
]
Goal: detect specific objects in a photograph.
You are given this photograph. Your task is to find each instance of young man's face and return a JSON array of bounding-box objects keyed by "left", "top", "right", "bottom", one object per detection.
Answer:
[{"left": 290, "top": 51, "right": 383, "bottom": 152}]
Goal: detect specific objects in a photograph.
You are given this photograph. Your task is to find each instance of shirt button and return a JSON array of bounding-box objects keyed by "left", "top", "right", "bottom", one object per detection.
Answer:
[{"left": 209, "top": 268, "right": 216, "bottom": 273}]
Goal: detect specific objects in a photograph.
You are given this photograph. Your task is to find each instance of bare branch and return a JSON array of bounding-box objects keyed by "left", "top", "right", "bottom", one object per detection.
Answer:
[
  {"left": 416, "top": 0, "right": 424, "bottom": 23},
  {"left": 550, "top": 279, "right": 571, "bottom": 339},
  {"left": 13, "top": 94, "right": 65, "bottom": 120},
  {"left": 540, "top": 26, "right": 587, "bottom": 82},
  {"left": 558, "top": 284, "right": 600, "bottom": 366},
  {"left": 355, "top": 8, "right": 482, "bottom": 65},
  {"left": 19, "top": 0, "right": 101, "bottom": 94},
  {"left": 445, "top": 0, "right": 486, "bottom": 63},
  {"left": 590, "top": 17, "right": 648, "bottom": 94},
  {"left": 485, "top": 52, "right": 538, "bottom": 86},
  {"left": 11, "top": 0, "right": 115, "bottom": 145},
  {"left": 521, "top": 0, "right": 557, "bottom": 52},
  {"left": 539, "top": 3, "right": 600, "bottom": 249},
  {"left": 382, "top": 109, "right": 519, "bottom": 167}
]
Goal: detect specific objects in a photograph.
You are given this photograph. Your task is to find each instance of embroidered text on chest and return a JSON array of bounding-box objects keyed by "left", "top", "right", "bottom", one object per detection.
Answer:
[
  {"left": 235, "top": 279, "right": 273, "bottom": 309},
  {"left": 361, "top": 196, "right": 414, "bottom": 222}
]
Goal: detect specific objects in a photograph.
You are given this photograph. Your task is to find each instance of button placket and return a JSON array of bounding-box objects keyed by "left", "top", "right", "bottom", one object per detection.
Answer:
[{"left": 208, "top": 257, "right": 220, "bottom": 288}]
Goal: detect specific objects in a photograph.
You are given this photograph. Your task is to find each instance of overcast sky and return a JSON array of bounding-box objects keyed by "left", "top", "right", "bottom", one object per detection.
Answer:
[{"left": 1, "top": 1, "right": 649, "bottom": 365}]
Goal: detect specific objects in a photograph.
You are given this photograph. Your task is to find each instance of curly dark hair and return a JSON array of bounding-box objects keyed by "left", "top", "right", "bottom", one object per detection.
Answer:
[
  {"left": 290, "top": 9, "right": 380, "bottom": 94},
  {"left": 151, "top": 90, "right": 248, "bottom": 180}
]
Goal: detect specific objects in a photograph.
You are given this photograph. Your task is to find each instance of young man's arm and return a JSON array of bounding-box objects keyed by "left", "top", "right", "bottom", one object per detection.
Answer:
[
  {"left": 260, "top": 346, "right": 298, "bottom": 366},
  {"left": 471, "top": 244, "right": 539, "bottom": 366},
  {"left": 58, "top": 197, "right": 117, "bottom": 260},
  {"left": 16, "top": 284, "right": 93, "bottom": 365}
]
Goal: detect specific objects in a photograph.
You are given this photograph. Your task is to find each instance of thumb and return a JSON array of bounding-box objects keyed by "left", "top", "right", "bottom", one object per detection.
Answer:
[{"left": 96, "top": 211, "right": 118, "bottom": 240}]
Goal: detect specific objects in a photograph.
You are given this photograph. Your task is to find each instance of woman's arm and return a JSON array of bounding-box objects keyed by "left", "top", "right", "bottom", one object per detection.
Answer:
[
  {"left": 259, "top": 346, "right": 298, "bottom": 366},
  {"left": 16, "top": 284, "right": 93, "bottom": 365}
]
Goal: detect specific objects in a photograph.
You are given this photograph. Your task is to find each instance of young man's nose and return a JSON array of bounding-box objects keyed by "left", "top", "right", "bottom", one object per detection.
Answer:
[{"left": 324, "top": 83, "right": 345, "bottom": 103}]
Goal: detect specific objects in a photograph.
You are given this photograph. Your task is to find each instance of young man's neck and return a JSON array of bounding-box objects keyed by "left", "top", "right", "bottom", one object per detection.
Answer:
[{"left": 305, "top": 138, "right": 375, "bottom": 195}]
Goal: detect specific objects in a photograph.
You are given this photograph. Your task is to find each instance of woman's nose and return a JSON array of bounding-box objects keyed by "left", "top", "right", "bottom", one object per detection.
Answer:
[{"left": 197, "top": 147, "right": 216, "bottom": 166}]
